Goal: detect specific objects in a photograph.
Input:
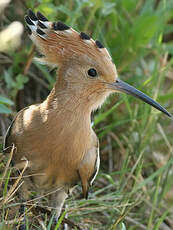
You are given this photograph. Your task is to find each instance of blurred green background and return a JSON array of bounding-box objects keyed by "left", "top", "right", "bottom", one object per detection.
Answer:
[{"left": 0, "top": 0, "right": 173, "bottom": 229}]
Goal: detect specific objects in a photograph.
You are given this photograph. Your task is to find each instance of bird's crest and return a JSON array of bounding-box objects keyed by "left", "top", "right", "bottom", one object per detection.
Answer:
[{"left": 25, "top": 9, "right": 112, "bottom": 67}]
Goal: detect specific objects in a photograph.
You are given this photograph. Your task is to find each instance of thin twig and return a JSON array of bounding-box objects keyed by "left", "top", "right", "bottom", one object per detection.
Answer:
[
  {"left": 23, "top": 44, "right": 35, "bottom": 75},
  {"left": 38, "top": 218, "right": 47, "bottom": 230},
  {"left": 0, "top": 155, "right": 29, "bottom": 207},
  {"left": 2, "top": 216, "right": 24, "bottom": 225},
  {"left": 28, "top": 71, "right": 50, "bottom": 89},
  {"left": 0, "top": 172, "right": 45, "bottom": 180},
  {"left": 63, "top": 218, "right": 82, "bottom": 230},
  {"left": 32, "top": 206, "right": 82, "bottom": 230},
  {"left": 0, "top": 144, "right": 15, "bottom": 189},
  {"left": 125, "top": 216, "right": 147, "bottom": 230}
]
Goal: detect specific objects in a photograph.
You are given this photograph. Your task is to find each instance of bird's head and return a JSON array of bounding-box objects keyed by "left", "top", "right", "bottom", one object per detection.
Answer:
[{"left": 25, "top": 9, "right": 171, "bottom": 116}]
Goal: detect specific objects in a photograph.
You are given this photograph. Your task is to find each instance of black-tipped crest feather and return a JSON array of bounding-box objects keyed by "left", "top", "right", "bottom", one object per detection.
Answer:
[
  {"left": 36, "top": 28, "right": 45, "bottom": 36},
  {"left": 26, "top": 25, "right": 32, "bottom": 35},
  {"left": 28, "top": 9, "right": 37, "bottom": 21},
  {"left": 95, "top": 40, "right": 104, "bottom": 48},
  {"left": 38, "top": 21, "right": 47, "bottom": 29},
  {"left": 25, "top": 15, "right": 35, "bottom": 25},
  {"left": 53, "top": 21, "right": 70, "bottom": 31},
  {"left": 80, "top": 32, "right": 90, "bottom": 40},
  {"left": 37, "top": 11, "right": 49, "bottom": 22}
]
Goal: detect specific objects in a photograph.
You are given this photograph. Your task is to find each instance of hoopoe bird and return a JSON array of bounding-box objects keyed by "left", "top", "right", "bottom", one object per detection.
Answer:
[{"left": 3, "top": 9, "right": 171, "bottom": 222}]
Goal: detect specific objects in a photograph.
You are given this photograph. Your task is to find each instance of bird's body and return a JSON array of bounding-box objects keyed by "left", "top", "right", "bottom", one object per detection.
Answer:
[
  {"left": 4, "top": 9, "right": 171, "bottom": 223},
  {"left": 5, "top": 77, "right": 101, "bottom": 195},
  {"left": 5, "top": 78, "right": 100, "bottom": 217}
]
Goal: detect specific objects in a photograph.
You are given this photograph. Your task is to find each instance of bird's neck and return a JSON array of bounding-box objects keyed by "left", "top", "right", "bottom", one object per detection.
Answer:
[
  {"left": 41, "top": 76, "right": 110, "bottom": 128},
  {"left": 41, "top": 83, "right": 92, "bottom": 128}
]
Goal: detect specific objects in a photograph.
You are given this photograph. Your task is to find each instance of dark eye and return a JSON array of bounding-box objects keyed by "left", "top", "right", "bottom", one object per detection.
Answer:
[{"left": 88, "top": 68, "right": 97, "bottom": 78}]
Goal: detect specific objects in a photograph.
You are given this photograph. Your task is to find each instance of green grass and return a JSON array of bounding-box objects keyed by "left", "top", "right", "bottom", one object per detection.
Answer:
[{"left": 1, "top": 0, "right": 173, "bottom": 229}]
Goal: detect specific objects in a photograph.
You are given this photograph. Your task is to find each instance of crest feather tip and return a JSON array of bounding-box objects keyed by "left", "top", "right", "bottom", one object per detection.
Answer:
[
  {"left": 36, "top": 28, "right": 45, "bottom": 36},
  {"left": 26, "top": 25, "right": 32, "bottom": 35},
  {"left": 53, "top": 21, "right": 70, "bottom": 31},
  {"left": 38, "top": 21, "right": 47, "bottom": 29},
  {"left": 27, "top": 9, "right": 37, "bottom": 21},
  {"left": 37, "top": 11, "right": 49, "bottom": 22},
  {"left": 96, "top": 40, "right": 104, "bottom": 48},
  {"left": 25, "top": 15, "right": 35, "bottom": 26},
  {"left": 80, "top": 32, "right": 90, "bottom": 40}
]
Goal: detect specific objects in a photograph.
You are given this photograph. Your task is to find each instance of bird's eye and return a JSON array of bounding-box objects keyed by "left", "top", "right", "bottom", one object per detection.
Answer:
[{"left": 88, "top": 68, "right": 97, "bottom": 78}]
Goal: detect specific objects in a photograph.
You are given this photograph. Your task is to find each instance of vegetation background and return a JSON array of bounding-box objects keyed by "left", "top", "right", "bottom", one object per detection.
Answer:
[{"left": 0, "top": 0, "right": 173, "bottom": 229}]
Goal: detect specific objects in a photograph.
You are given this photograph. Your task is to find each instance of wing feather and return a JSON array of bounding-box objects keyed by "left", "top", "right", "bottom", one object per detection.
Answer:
[
  {"left": 3, "top": 117, "right": 16, "bottom": 152},
  {"left": 78, "top": 139, "right": 100, "bottom": 199},
  {"left": 89, "top": 144, "right": 100, "bottom": 186},
  {"left": 3, "top": 107, "right": 29, "bottom": 152}
]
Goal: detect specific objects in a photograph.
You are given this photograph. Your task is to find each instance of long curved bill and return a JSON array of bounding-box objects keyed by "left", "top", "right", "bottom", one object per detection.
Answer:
[{"left": 111, "top": 79, "right": 172, "bottom": 117}]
